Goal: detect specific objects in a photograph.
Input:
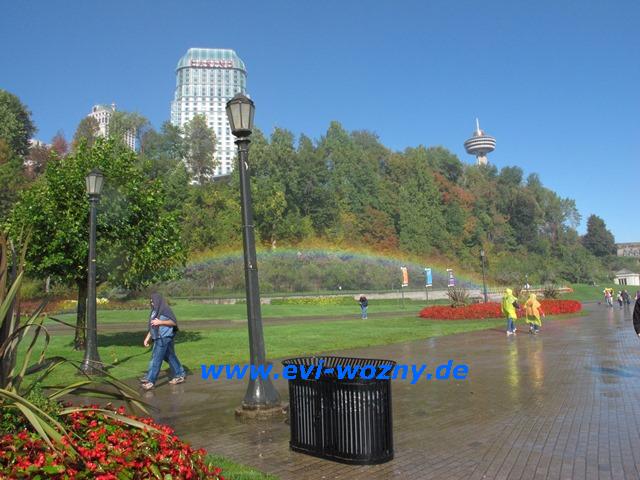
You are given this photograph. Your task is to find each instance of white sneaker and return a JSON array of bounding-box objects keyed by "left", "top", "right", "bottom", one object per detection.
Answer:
[{"left": 506, "top": 331, "right": 513, "bottom": 336}]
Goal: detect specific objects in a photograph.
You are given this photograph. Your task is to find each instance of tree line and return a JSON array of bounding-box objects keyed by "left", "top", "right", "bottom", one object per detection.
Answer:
[{"left": 0, "top": 89, "right": 624, "bottom": 346}]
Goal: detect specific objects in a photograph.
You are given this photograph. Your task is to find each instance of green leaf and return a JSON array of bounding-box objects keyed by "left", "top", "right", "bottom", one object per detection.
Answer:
[
  {"left": 42, "top": 465, "right": 66, "bottom": 474},
  {"left": 149, "top": 464, "right": 162, "bottom": 478}
]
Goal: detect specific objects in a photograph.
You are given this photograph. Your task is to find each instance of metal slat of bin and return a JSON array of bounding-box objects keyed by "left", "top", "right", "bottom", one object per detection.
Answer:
[{"left": 283, "top": 355, "right": 395, "bottom": 465}]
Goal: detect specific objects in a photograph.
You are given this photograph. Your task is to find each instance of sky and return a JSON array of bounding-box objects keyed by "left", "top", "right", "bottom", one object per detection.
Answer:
[{"left": 1, "top": 1, "right": 638, "bottom": 242}]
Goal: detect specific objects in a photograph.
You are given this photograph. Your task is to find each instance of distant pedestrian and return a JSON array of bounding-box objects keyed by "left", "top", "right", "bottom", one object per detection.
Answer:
[
  {"left": 622, "top": 290, "right": 631, "bottom": 305},
  {"left": 617, "top": 292, "right": 624, "bottom": 309},
  {"left": 604, "top": 288, "right": 613, "bottom": 307},
  {"left": 141, "top": 293, "right": 186, "bottom": 390},
  {"left": 358, "top": 295, "right": 368, "bottom": 319},
  {"left": 636, "top": 290, "right": 640, "bottom": 302},
  {"left": 501, "top": 288, "right": 519, "bottom": 336},
  {"left": 524, "top": 293, "right": 545, "bottom": 334}
]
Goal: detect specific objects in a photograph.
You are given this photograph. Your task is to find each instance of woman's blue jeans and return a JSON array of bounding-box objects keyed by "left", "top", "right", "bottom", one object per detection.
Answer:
[
  {"left": 361, "top": 305, "right": 368, "bottom": 319},
  {"left": 506, "top": 318, "right": 515, "bottom": 332},
  {"left": 147, "top": 336, "right": 185, "bottom": 384}
]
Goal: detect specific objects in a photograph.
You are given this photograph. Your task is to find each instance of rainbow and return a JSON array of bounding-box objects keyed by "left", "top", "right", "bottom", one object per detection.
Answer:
[{"left": 187, "top": 241, "right": 481, "bottom": 289}]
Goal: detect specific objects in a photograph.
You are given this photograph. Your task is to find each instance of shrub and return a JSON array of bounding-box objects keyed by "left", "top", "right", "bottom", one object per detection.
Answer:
[
  {"left": 543, "top": 284, "right": 560, "bottom": 299},
  {"left": 271, "top": 296, "right": 355, "bottom": 306},
  {"left": 19, "top": 277, "right": 45, "bottom": 300},
  {"left": 418, "top": 299, "right": 582, "bottom": 320},
  {"left": 447, "top": 286, "right": 469, "bottom": 307}
]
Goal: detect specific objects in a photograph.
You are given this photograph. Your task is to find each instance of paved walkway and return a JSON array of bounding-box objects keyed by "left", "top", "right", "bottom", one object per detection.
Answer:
[{"left": 143, "top": 304, "right": 640, "bottom": 480}]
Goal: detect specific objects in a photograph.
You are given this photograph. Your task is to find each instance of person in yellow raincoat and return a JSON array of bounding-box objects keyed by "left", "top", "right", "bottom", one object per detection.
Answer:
[
  {"left": 501, "top": 288, "right": 519, "bottom": 335},
  {"left": 524, "top": 293, "right": 545, "bottom": 334}
]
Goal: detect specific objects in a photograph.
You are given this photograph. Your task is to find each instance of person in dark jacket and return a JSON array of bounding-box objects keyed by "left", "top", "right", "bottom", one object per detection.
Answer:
[
  {"left": 358, "top": 295, "right": 368, "bottom": 319},
  {"left": 141, "top": 293, "right": 186, "bottom": 390},
  {"left": 633, "top": 297, "right": 640, "bottom": 337}
]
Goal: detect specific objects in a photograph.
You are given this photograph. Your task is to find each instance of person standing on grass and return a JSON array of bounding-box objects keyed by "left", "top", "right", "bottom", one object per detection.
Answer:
[
  {"left": 524, "top": 293, "right": 545, "bottom": 334},
  {"left": 358, "top": 295, "right": 368, "bottom": 319},
  {"left": 141, "top": 293, "right": 186, "bottom": 390},
  {"left": 501, "top": 288, "right": 519, "bottom": 336}
]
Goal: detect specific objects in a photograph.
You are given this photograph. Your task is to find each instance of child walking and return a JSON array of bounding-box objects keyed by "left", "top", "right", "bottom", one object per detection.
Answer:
[{"left": 524, "top": 293, "right": 545, "bottom": 334}]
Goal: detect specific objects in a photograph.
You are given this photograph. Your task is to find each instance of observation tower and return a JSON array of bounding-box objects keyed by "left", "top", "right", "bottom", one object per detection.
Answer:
[{"left": 464, "top": 119, "right": 496, "bottom": 166}]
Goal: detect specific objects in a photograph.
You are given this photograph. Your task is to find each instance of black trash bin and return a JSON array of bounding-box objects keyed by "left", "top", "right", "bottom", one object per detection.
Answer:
[{"left": 282, "top": 356, "right": 396, "bottom": 465}]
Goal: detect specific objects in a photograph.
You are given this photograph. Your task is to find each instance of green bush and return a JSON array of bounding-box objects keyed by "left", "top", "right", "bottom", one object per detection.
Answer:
[
  {"left": 271, "top": 296, "right": 355, "bottom": 306},
  {"left": 543, "top": 284, "right": 560, "bottom": 299},
  {"left": 19, "top": 277, "right": 44, "bottom": 300},
  {"left": 447, "top": 286, "right": 469, "bottom": 307}
]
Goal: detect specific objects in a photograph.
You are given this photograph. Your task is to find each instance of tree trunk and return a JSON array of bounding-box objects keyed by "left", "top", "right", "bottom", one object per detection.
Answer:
[{"left": 74, "top": 279, "right": 87, "bottom": 350}]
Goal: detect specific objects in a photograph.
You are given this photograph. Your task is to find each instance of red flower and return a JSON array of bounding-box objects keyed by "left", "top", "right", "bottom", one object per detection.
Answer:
[
  {"left": 419, "top": 299, "right": 582, "bottom": 320},
  {"left": 0, "top": 406, "right": 224, "bottom": 479}
]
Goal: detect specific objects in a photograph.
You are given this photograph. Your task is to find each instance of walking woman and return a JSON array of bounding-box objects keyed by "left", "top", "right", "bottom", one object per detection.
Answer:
[
  {"left": 141, "top": 293, "right": 186, "bottom": 390},
  {"left": 524, "top": 293, "right": 545, "bottom": 334}
]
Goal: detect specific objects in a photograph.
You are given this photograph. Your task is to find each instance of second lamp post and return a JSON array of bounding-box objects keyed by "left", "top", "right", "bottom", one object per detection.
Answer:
[
  {"left": 480, "top": 249, "right": 488, "bottom": 303},
  {"left": 226, "top": 93, "right": 281, "bottom": 413},
  {"left": 81, "top": 169, "right": 104, "bottom": 375}
]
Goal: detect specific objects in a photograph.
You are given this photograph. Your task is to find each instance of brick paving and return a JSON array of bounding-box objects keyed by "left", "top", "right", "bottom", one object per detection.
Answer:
[{"left": 145, "top": 304, "right": 640, "bottom": 479}]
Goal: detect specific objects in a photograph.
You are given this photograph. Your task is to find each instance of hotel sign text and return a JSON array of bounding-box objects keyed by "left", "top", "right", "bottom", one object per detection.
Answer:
[{"left": 190, "top": 60, "right": 233, "bottom": 68}]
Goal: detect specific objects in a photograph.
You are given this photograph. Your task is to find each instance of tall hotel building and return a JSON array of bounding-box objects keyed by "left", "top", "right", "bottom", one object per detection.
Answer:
[{"left": 170, "top": 48, "right": 247, "bottom": 177}]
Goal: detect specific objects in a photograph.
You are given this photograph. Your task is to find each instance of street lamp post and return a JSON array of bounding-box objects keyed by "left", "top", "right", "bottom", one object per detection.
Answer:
[
  {"left": 480, "top": 249, "right": 488, "bottom": 303},
  {"left": 81, "top": 169, "right": 104, "bottom": 375},
  {"left": 226, "top": 93, "right": 281, "bottom": 413}
]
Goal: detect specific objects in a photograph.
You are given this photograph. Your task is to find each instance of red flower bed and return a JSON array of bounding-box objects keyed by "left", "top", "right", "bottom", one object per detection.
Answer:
[
  {"left": 0, "top": 406, "right": 223, "bottom": 479},
  {"left": 419, "top": 299, "right": 582, "bottom": 320}
]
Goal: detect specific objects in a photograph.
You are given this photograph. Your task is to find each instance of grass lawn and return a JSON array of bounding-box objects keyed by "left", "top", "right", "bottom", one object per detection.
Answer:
[
  {"left": 29, "top": 315, "right": 503, "bottom": 386},
  {"left": 48, "top": 299, "right": 431, "bottom": 326},
  {"left": 565, "top": 283, "right": 639, "bottom": 303}
]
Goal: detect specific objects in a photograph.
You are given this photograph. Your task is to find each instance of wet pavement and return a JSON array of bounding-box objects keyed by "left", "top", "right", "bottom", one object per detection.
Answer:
[{"left": 143, "top": 304, "right": 640, "bottom": 479}]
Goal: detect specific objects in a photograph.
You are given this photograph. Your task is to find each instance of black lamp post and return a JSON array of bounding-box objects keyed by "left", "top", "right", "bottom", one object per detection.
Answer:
[
  {"left": 480, "top": 249, "right": 488, "bottom": 303},
  {"left": 81, "top": 169, "right": 104, "bottom": 375},
  {"left": 226, "top": 93, "right": 281, "bottom": 411}
]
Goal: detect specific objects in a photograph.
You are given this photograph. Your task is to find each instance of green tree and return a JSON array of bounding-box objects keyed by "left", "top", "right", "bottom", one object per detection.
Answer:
[
  {"left": 183, "top": 115, "right": 216, "bottom": 184},
  {"left": 10, "top": 138, "right": 185, "bottom": 349},
  {"left": 140, "top": 122, "right": 185, "bottom": 178},
  {"left": 294, "top": 135, "right": 337, "bottom": 233},
  {"left": 181, "top": 182, "right": 241, "bottom": 252},
  {"left": 0, "top": 90, "right": 35, "bottom": 157},
  {"left": 139, "top": 122, "right": 189, "bottom": 213},
  {"left": 72, "top": 116, "right": 99, "bottom": 150},
  {"left": 391, "top": 148, "right": 448, "bottom": 255},
  {"left": 582, "top": 214, "right": 616, "bottom": 257},
  {"left": 109, "top": 111, "right": 150, "bottom": 150},
  {"left": 0, "top": 154, "right": 26, "bottom": 220}
]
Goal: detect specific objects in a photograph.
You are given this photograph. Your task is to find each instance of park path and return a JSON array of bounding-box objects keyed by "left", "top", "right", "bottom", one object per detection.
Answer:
[{"left": 143, "top": 304, "right": 640, "bottom": 480}]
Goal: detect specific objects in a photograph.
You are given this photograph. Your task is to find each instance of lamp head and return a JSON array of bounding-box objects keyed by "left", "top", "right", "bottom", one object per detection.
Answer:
[
  {"left": 86, "top": 168, "right": 104, "bottom": 197},
  {"left": 226, "top": 93, "right": 255, "bottom": 138}
]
